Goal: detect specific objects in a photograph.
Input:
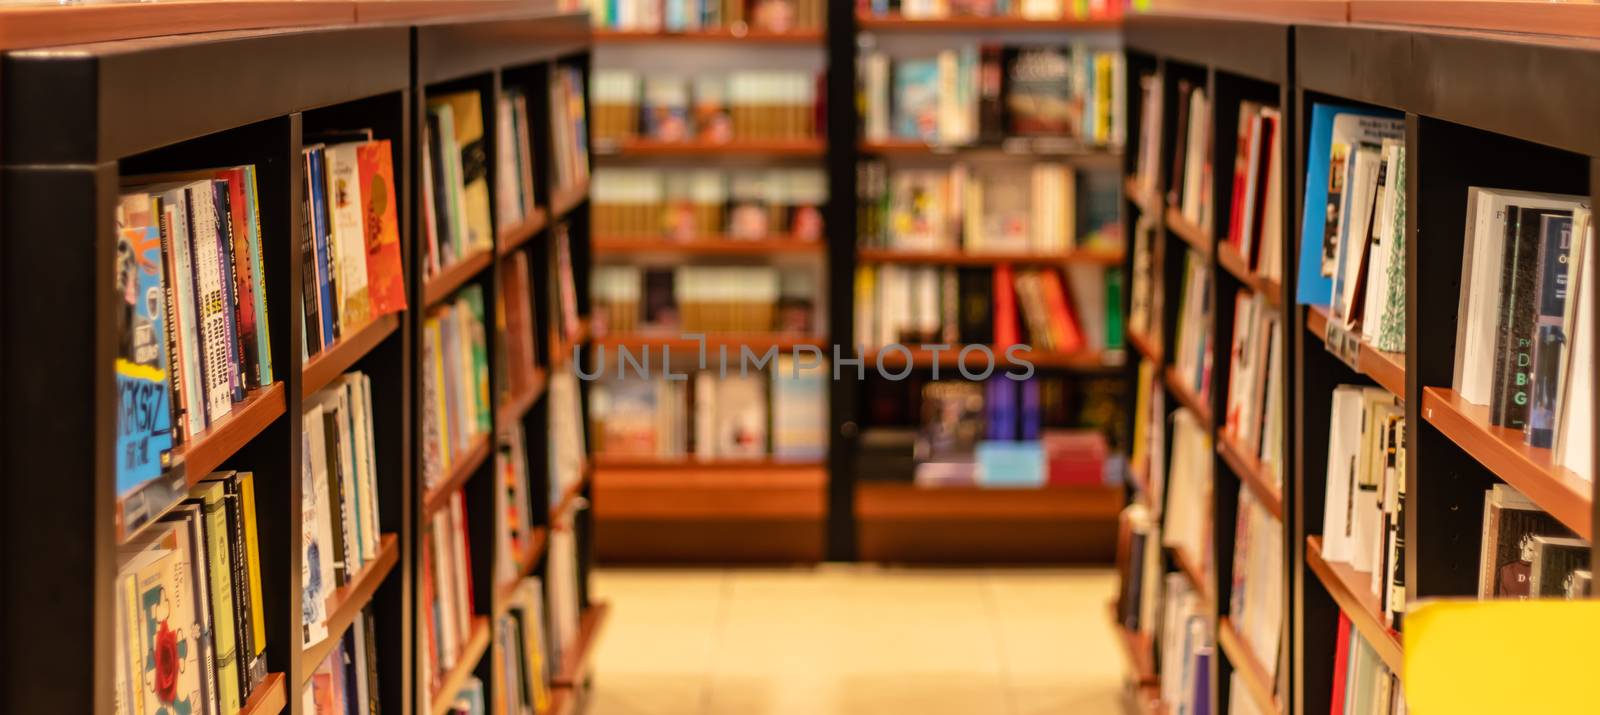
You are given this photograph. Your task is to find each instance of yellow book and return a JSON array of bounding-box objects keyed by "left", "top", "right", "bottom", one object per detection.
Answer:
[
  {"left": 429, "top": 91, "right": 494, "bottom": 252},
  {"left": 239, "top": 471, "right": 268, "bottom": 656}
]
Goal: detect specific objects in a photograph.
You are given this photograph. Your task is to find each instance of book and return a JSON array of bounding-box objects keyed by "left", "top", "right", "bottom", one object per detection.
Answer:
[
  {"left": 356, "top": 140, "right": 407, "bottom": 317},
  {"left": 1295, "top": 104, "right": 1404, "bottom": 305},
  {"left": 324, "top": 142, "right": 374, "bottom": 335},
  {"left": 1479, "top": 484, "right": 1577, "bottom": 599},
  {"left": 430, "top": 92, "right": 494, "bottom": 253},
  {"left": 1528, "top": 535, "right": 1590, "bottom": 598}
]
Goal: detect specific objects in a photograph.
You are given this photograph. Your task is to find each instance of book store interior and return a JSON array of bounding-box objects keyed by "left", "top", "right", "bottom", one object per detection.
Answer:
[{"left": 8, "top": 0, "right": 1600, "bottom": 714}]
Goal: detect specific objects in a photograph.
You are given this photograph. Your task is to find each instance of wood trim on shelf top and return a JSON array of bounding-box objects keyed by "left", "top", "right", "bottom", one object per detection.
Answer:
[
  {"left": 300, "top": 532, "right": 400, "bottom": 681},
  {"left": 302, "top": 312, "right": 400, "bottom": 398},
  {"left": 552, "top": 603, "right": 611, "bottom": 686},
  {"left": 866, "top": 346, "right": 1123, "bottom": 372},
  {"left": 1217, "top": 434, "right": 1284, "bottom": 521},
  {"left": 1125, "top": 10, "right": 1294, "bottom": 84},
  {"left": 422, "top": 434, "right": 493, "bottom": 517},
  {"left": 856, "top": 11, "right": 1121, "bottom": 31},
  {"left": 1420, "top": 387, "right": 1592, "bottom": 540},
  {"left": 173, "top": 383, "right": 287, "bottom": 491},
  {"left": 1164, "top": 205, "right": 1211, "bottom": 256},
  {"left": 594, "top": 332, "right": 823, "bottom": 353},
  {"left": 1216, "top": 240, "right": 1282, "bottom": 308},
  {"left": 858, "top": 138, "right": 1123, "bottom": 163},
  {"left": 498, "top": 207, "right": 549, "bottom": 257},
  {"left": 1305, "top": 305, "right": 1405, "bottom": 399},
  {"left": 855, "top": 482, "right": 1125, "bottom": 520},
  {"left": 0, "top": 1, "right": 358, "bottom": 52},
  {"left": 856, "top": 247, "right": 1125, "bottom": 267},
  {"left": 428, "top": 616, "right": 492, "bottom": 715},
  {"left": 422, "top": 248, "right": 493, "bottom": 309},
  {"left": 1306, "top": 536, "right": 1404, "bottom": 676},
  {"left": 1163, "top": 364, "right": 1213, "bottom": 429},
  {"left": 595, "top": 27, "right": 824, "bottom": 44},
  {"left": 1169, "top": 544, "right": 1211, "bottom": 605},
  {"left": 594, "top": 236, "right": 824, "bottom": 256},
  {"left": 238, "top": 672, "right": 287, "bottom": 715},
  {"left": 1217, "top": 616, "right": 1282, "bottom": 714}
]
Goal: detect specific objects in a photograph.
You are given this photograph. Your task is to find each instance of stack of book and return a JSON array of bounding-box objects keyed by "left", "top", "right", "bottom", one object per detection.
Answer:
[
  {"left": 1321, "top": 386, "right": 1406, "bottom": 624},
  {"left": 859, "top": 0, "right": 1120, "bottom": 20},
  {"left": 1223, "top": 291, "right": 1284, "bottom": 486},
  {"left": 592, "top": 167, "right": 827, "bottom": 241},
  {"left": 912, "top": 379, "right": 1113, "bottom": 487},
  {"left": 302, "top": 372, "right": 388, "bottom": 645},
  {"left": 859, "top": 44, "right": 1123, "bottom": 148},
  {"left": 587, "top": 0, "right": 826, "bottom": 33},
  {"left": 420, "top": 286, "right": 492, "bottom": 488},
  {"left": 1295, "top": 105, "right": 1408, "bottom": 353},
  {"left": 589, "top": 354, "right": 829, "bottom": 461},
  {"left": 1229, "top": 486, "right": 1284, "bottom": 690},
  {"left": 590, "top": 69, "right": 821, "bottom": 146},
  {"left": 494, "top": 579, "right": 554, "bottom": 715},
  {"left": 421, "top": 490, "right": 477, "bottom": 699},
  {"left": 115, "top": 471, "right": 271, "bottom": 715},
  {"left": 856, "top": 161, "right": 1121, "bottom": 251},
  {"left": 495, "top": 422, "right": 537, "bottom": 583},
  {"left": 1453, "top": 189, "right": 1592, "bottom": 469},
  {"left": 1223, "top": 102, "right": 1284, "bottom": 281},
  {"left": 113, "top": 170, "right": 281, "bottom": 534},
  {"left": 497, "top": 251, "right": 542, "bottom": 402},
  {"left": 1132, "top": 72, "right": 1161, "bottom": 199},
  {"left": 1330, "top": 613, "right": 1405, "bottom": 714},
  {"left": 1157, "top": 572, "right": 1213, "bottom": 715},
  {"left": 1163, "top": 406, "right": 1212, "bottom": 577},
  {"left": 305, "top": 610, "right": 381, "bottom": 715},
  {"left": 1171, "top": 249, "right": 1213, "bottom": 400},
  {"left": 1478, "top": 485, "right": 1586, "bottom": 599},
  {"left": 1167, "top": 81, "right": 1211, "bottom": 230},
  {"left": 592, "top": 264, "right": 816, "bottom": 335},
  {"left": 425, "top": 92, "right": 497, "bottom": 277},
  {"left": 1129, "top": 360, "right": 1166, "bottom": 504},
  {"left": 550, "top": 65, "right": 592, "bottom": 195},
  {"left": 495, "top": 88, "right": 541, "bottom": 229},
  {"left": 853, "top": 263, "right": 1121, "bottom": 355}
]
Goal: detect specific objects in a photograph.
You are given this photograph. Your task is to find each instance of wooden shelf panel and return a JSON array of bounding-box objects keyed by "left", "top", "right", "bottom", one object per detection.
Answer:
[
  {"left": 1126, "top": 328, "right": 1162, "bottom": 365},
  {"left": 301, "top": 533, "right": 400, "bottom": 680},
  {"left": 1216, "top": 241, "right": 1282, "bottom": 307},
  {"left": 428, "top": 616, "right": 492, "bottom": 715},
  {"left": 497, "top": 207, "right": 549, "bottom": 257},
  {"left": 595, "top": 27, "right": 825, "bottom": 44},
  {"left": 859, "top": 138, "right": 1122, "bottom": 161},
  {"left": 856, "top": 247, "right": 1125, "bottom": 267},
  {"left": 594, "top": 332, "right": 822, "bottom": 353},
  {"left": 551, "top": 179, "right": 589, "bottom": 218},
  {"left": 1145, "top": 0, "right": 1347, "bottom": 21},
  {"left": 1217, "top": 616, "right": 1281, "bottom": 714},
  {"left": 1164, "top": 206, "right": 1211, "bottom": 257},
  {"left": 594, "top": 461, "right": 827, "bottom": 519},
  {"left": 856, "top": 482, "right": 1124, "bottom": 520},
  {"left": 173, "top": 382, "right": 287, "bottom": 489},
  {"left": 422, "top": 434, "right": 492, "bottom": 517},
  {"left": 239, "top": 672, "right": 287, "bottom": 715},
  {"left": 552, "top": 603, "right": 611, "bottom": 687},
  {"left": 1217, "top": 434, "right": 1284, "bottom": 521},
  {"left": 423, "top": 247, "right": 493, "bottom": 309},
  {"left": 1306, "top": 536, "right": 1403, "bottom": 676},
  {"left": 498, "top": 367, "right": 549, "bottom": 425},
  {"left": 1163, "top": 365, "right": 1213, "bottom": 429},
  {"left": 596, "top": 138, "right": 826, "bottom": 158},
  {"left": 867, "top": 346, "right": 1122, "bottom": 372},
  {"left": 495, "top": 527, "right": 549, "bottom": 614},
  {"left": 0, "top": 1, "right": 357, "bottom": 52},
  {"left": 1109, "top": 601, "right": 1159, "bottom": 685},
  {"left": 1125, "top": 175, "right": 1157, "bottom": 215},
  {"left": 1420, "top": 387, "right": 1592, "bottom": 540},
  {"left": 857, "top": 12, "right": 1121, "bottom": 31},
  {"left": 1350, "top": 0, "right": 1600, "bottom": 37},
  {"left": 1169, "top": 544, "right": 1212, "bottom": 605},
  {"left": 594, "top": 236, "right": 824, "bottom": 256},
  {"left": 1305, "top": 305, "right": 1405, "bottom": 398},
  {"left": 302, "top": 312, "right": 400, "bottom": 398}
]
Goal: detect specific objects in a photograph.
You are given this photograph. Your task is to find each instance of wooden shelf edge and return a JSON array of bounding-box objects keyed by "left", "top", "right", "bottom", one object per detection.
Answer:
[
  {"left": 174, "top": 382, "right": 288, "bottom": 490},
  {"left": 856, "top": 248, "right": 1126, "bottom": 266},
  {"left": 302, "top": 312, "right": 401, "bottom": 399},
  {"left": 1215, "top": 241, "right": 1283, "bottom": 308},
  {"left": 239, "top": 672, "right": 288, "bottom": 715},
  {"left": 597, "top": 138, "right": 826, "bottom": 157},
  {"left": 551, "top": 180, "right": 589, "bottom": 218},
  {"left": 1419, "top": 387, "right": 1592, "bottom": 540},
  {"left": 594, "top": 456, "right": 826, "bottom": 472},
  {"left": 1304, "top": 305, "right": 1406, "bottom": 398},
  {"left": 1163, "top": 205, "right": 1212, "bottom": 257},
  {"left": 1124, "top": 175, "right": 1156, "bottom": 215},
  {"left": 552, "top": 473, "right": 590, "bottom": 520},
  {"left": 552, "top": 602, "right": 611, "bottom": 687},
  {"left": 1217, "top": 434, "right": 1284, "bottom": 521},
  {"left": 1217, "top": 617, "right": 1282, "bottom": 715},
  {"left": 300, "top": 533, "right": 400, "bottom": 681},
  {"left": 595, "top": 27, "right": 824, "bottom": 43},
  {"left": 856, "top": 12, "right": 1121, "bottom": 30},
  {"left": 497, "top": 208, "right": 549, "bottom": 257},
  {"left": 855, "top": 482, "right": 1125, "bottom": 520},
  {"left": 1305, "top": 536, "right": 1404, "bottom": 676},
  {"left": 858, "top": 138, "right": 1122, "bottom": 159},
  {"left": 1349, "top": 0, "right": 1600, "bottom": 37},
  {"left": 423, "top": 434, "right": 493, "bottom": 517},
  {"left": 428, "top": 616, "right": 493, "bottom": 715},
  {"left": 0, "top": 1, "right": 358, "bottom": 52},
  {"left": 594, "top": 333, "right": 824, "bottom": 352},
  {"left": 1163, "top": 365, "right": 1213, "bottom": 429},
  {"left": 594, "top": 235, "right": 824, "bottom": 255},
  {"left": 1108, "top": 601, "right": 1159, "bottom": 685},
  {"left": 866, "top": 346, "right": 1122, "bottom": 372},
  {"left": 1168, "top": 544, "right": 1211, "bottom": 606},
  {"left": 423, "top": 248, "right": 493, "bottom": 309},
  {"left": 1145, "top": 0, "right": 1347, "bottom": 22},
  {"left": 1126, "top": 328, "right": 1162, "bottom": 365},
  {"left": 495, "top": 528, "right": 550, "bottom": 615},
  {"left": 498, "top": 367, "right": 550, "bottom": 425}
]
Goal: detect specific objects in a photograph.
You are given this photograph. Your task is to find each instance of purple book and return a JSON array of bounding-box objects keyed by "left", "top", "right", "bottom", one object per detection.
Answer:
[{"left": 986, "top": 379, "right": 1018, "bottom": 441}]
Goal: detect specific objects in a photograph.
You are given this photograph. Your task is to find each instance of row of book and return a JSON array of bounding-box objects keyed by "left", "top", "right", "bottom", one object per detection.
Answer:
[
  {"left": 1165, "top": 81, "right": 1213, "bottom": 234},
  {"left": 301, "top": 138, "right": 409, "bottom": 360},
  {"left": 116, "top": 471, "right": 270, "bottom": 715},
  {"left": 1126, "top": 213, "right": 1160, "bottom": 345},
  {"left": 1330, "top": 614, "right": 1405, "bottom": 715},
  {"left": 421, "top": 489, "right": 477, "bottom": 697},
  {"left": 592, "top": 167, "right": 826, "bottom": 241},
  {"left": 853, "top": 263, "right": 1122, "bottom": 354},
  {"left": 1229, "top": 485, "right": 1284, "bottom": 693},
  {"left": 305, "top": 611, "right": 381, "bottom": 715},
  {"left": 1172, "top": 249, "right": 1214, "bottom": 401},
  {"left": 550, "top": 66, "right": 593, "bottom": 196},
  {"left": 589, "top": 356, "right": 828, "bottom": 460},
  {"left": 549, "top": 370, "right": 589, "bottom": 511},
  {"left": 592, "top": 264, "right": 818, "bottom": 335},
  {"left": 1223, "top": 101, "right": 1285, "bottom": 284},
  {"left": 1164, "top": 407, "right": 1213, "bottom": 586},
  {"left": 421, "top": 286, "right": 493, "bottom": 489},
  {"left": 424, "top": 92, "right": 497, "bottom": 277},
  {"left": 1479, "top": 484, "right": 1588, "bottom": 599},
  {"left": 1158, "top": 572, "right": 1213, "bottom": 715},
  {"left": 302, "top": 372, "right": 389, "bottom": 646},
  {"left": 859, "top": 0, "right": 1121, "bottom": 20},
  {"left": 1295, "top": 106, "right": 1407, "bottom": 353},
  {"left": 856, "top": 161, "right": 1121, "bottom": 252},
  {"left": 1222, "top": 291, "right": 1285, "bottom": 488},
  {"left": 497, "top": 251, "right": 544, "bottom": 403},
  {"left": 495, "top": 88, "right": 542, "bottom": 230},
  {"left": 592, "top": 69, "right": 821, "bottom": 145},
  {"left": 492, "top": 579, "right": 555, "bottom": 715},
  {"left": 496, "top": 422, "right": 540, "bottom": 585},
  {"left": 1320, "top": 387, "right": 1406, "bottom": 624},
  {"left": 114, "top": 169, "right": 280, "bottom": 534},
  {"left": 860, "top": 44, "right": 1123, "bottom": 147},
  {"left": 585, "top": 0, "right": 825, "bottom": 32}
]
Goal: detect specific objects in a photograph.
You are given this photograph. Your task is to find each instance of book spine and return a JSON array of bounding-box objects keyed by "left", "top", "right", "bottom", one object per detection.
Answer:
[
  {"left": 202, "top": 489, "right": 243, "bottom": 712},
  {"left": 244, "top": 166, "right": 273, "bottom": 386},
  {"left": 302, "top": 151, "right": 325, "bottom": 357},
  {"left": 324, "top": 410, "right": 350, "bottom": 587},
  {"left": 155, "top": 198, "right": 192, "bottom": 442},
  {"left": 224, "top": 476, "right": 264, "bottom": 693},
  {"left": 212, "top": 181, "right": 247, "bottom": 402},
  {"left": 239, "top": 472, "right": 269, "bottom": 673},
  {"left": 222, "top": 172, "right": 261, "bottom": 391},
  {"left": 310, "top": 148, "right": 342, "bottom": 347},
  {"left": 188, "top": 185, "right": 234, "bottom": 423},
  {"left": 1497, "top": 209, "right": 1553, "bottom": 428},
  {"left": 1526, "top": 215, "right": 1574, "bottom": 447}
]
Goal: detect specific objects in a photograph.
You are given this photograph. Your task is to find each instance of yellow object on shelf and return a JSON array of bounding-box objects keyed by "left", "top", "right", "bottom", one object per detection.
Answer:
[{"left": 1404, "top": 600, "right": 1600, "bottom": 714}]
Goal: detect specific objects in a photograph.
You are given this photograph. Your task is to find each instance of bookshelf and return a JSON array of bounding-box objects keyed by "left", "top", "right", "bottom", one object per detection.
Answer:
[{"left": 0, "top": 7, "right": 603, "bottom": 715}]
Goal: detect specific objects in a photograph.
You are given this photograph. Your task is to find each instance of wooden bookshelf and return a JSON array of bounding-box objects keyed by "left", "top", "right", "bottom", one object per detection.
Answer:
[
  {"left": 1306, "top": 536, "right": 1403, "bottom": 675},
  {"left": 1217, "top": 434, "right": 1284, "bottom": 521},
  {"left": 596, "top": 137, "right": 827, "bottom": 158},
  {"left": 1217, "top": 617, "right": 1281, "bottom": 714},
  {"left": 1125, "top": 175, "right": 1158, "bottom": 215},
  {"left": 498, "top": 367, "right": 549, "bottom": 425},
  {"left": 1109, "top": 601, "right": 1159, "bottom": 685},
  {"left": 422, "top": 248, "right": 494, "bottom": 308},
  {"left": 1163, "top": 364, "right": 1213, "bottom": 428},
  {"left": 858, "top": 138, "right": 1123, "bottom": 164},
  {"left": 1215, "top": 241, "right": 1282, "bottom": 307},
  {"left": 593, "top": 235, "right": 824, "bottom": 256},
  {"left": 551, "top": 179, "right": 589, "bottom": 218},
  {"left": 595, "top": 332, "right": 823, "bottom": 353},
  {"left": 173, "top": 383, "right": 287, "bottom": 489},
  {"left": 856, "top": 12, "right": 1121, "bottom": 31},
  {"left": 1305, "top": 305, "right": 1405, "bottom": 398},
  {"left": 595, "top": 27, "right": 825, "bottom": 44},
  {"left": 857, "top": 483, "right": 1123, "bottom": 519},
  {"left": 428, "top": 616, "right": 492, "bottom": 715},
  {"left": 1168, "top": 544, "right": 1211, "bottom": 606},
  {"left": 238, "top": 672, "right": 288, "bottom": 715},
  {"left": 498, "top": 207, "right": 549, "bottom": 257},
  {"left": 1163, "top": 205, "right": 1211, "bottom": 256},
  {"left": 422, "top": 434, "right": 493, "bottom": 517},
  {"left": 302, "top": 312, "right": 401, "bottom": 398},
  {"left": 1126, "top": 328, "right": 1162, "bottom": 365},
  {"left": 856, "top": 247, "right": 1126, "bottom": 267},
  {"left": 867, "top": 346, "right": 1123, "bottom": 372},
  {"left": 552, "top": 603, "right": 613, "bottom": 687},
  {"left": 594, "top": 460, "right": 826, "bottom": 519},
  {"left": 856, "top": 483, "right": 1123, "bottom": 562},
  {"left": 301, "top": 532, "right": 400, "bottom": 681},
  {"left": 1420, "top": 387, "right": 1592, "bottom": 540},
  {"left": 1145, "top": 0, "right": 1347, "bottom": 21}
]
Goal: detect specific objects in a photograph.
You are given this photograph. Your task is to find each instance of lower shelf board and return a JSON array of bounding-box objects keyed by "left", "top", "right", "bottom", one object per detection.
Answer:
[
  {"left": 1306, "top": 535, "right": 1404, "bottom": 674},
  {"left": 239, "top": 672, "right": 287, "bottom": 715},
  {"left": 301, "top": 533, "right": 400, "bottom": 679},
  {"left": 1109, "top": 601, "right": 1158, "bottom": 685},
  {"left": 1217, "top": 617, "right": 1281, "bottom": 715},
  {"left": 855, "top": 483, "right": 1123, "bottom": 562},
  {"left": 554, "top": 602, "right": 611, "bottom": 687},
  {"left": 593, "top": 460, "right": 827, "bottom": 520},
  {"left": 429, "top": 616, "right": 492, "bottom": 715}
]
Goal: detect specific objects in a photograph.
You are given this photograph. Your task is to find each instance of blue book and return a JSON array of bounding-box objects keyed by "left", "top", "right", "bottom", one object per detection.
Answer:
[
  {"left": 976, "top": 441, "right": 1045, "bottom": 487},
  {"left": 986, "top": 379, "right": 1017, "bottom": 441},
  {"left": 115, "top": 221, "right": 179, "bottom": 528},
  {"left": 1296, "top": 103, "right": 1405, "bottom": 305},
  {"left": 894, "top": 60, "right": 941, "bottom": 141},
  {"left": 1192, "top": 649, "right": 1212, "bottom": 715},
  {"left": 1020, "top": 379, "right": 1042, "bottom": 441},
  {"left": 308, "top": 146, "right": 340, "bottom": 347},
  {"left": 1527, "top": 214, "right": 1575, "bottom": 447}
]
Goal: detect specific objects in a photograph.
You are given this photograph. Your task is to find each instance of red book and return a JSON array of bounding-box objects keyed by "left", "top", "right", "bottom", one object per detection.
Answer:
[
  {"left": 455, "top": 496, "right": 476, "bottom": 617},
  {"left": 1037, "top": 269, "right": 1085, "bottom": 354},
  {"left": 357, "top": 140, "right": 408, "bottom": 316},
  {"left": 1246, "top": 112, "right": 1278, "bottom": 268},
  {"left": 993, "top": 264, "right": 1019, "bottom": 347},
  {"left": 216, "top": 167, "right": 260, "bottom": 389},
  {"left": 1044, "top": 430, "right": 1107, "bottom": 486},
  {"left": 1226, "top": 107, "right": 1255, "bottom": 248},
  {"left": 1330, "top": 611, "right": 1352, "bottom": 715}
]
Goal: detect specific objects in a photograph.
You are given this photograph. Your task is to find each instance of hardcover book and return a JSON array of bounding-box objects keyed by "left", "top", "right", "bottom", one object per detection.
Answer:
[
  {"left": 114, "top": 198, "right": 179, "bottom": 533},
  {"left": 357, "top": 140, "right": 408, "bottom": 318}
]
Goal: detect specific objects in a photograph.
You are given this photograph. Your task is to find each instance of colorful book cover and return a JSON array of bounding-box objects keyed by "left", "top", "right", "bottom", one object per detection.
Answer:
[
  {"left": 307, "top": 147, "right": 341, "bottom": 348},
  {"left": 1295, "top": 104, "right": 1404, "bottom": 305},
  {"left": 324, "top": 143, "right": 374, "bottom": 335},
  {"left": 432, "top": 92, "right": 494, "bottom": 251},
  {"left": 216, "top": 169, "right": 260, "bottom": 391},
  {"left": 1526, "top": 214, "right": 1575, "bottom": 446},
  {"left": 976, "top": 440, "right": 1046, "bottom": 487},
  {"left": 1005, "top": 46, "right": 1076, "bottom": 136},
  {"left": 210, "top": 179, "right": 246, "bottom": 403},
  {"left": 241, "top": 166, "right": 273, "bottom": 385},
  {"left": 114, "top": 212, "right": 177, "bottom": 508},
  {"left": 300, "top": 150, "right": 325, "bottom": 357},
  {"left": 188, "top": 481, "right": 241, "bottom": 712},
  {"left": 358, "top": 140, "right": 408, "bottom": 317},
  {"left": 133, "top": 528, "right": 205, "bottom": 715},
  {"left": 893, "top": 59, "right": 941, "bottom": 141}
]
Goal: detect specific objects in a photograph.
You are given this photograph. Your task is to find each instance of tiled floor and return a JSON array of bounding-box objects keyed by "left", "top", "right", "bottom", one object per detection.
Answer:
[{"left": 588, "top": 566, "right": 1124, "bottom": 715}]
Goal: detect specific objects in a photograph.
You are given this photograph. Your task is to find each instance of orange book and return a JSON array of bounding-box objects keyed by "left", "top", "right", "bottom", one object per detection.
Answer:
[
  {"left": 357, "top": 140, "right": 407, "bottom": 316},
  {"left": 1038, "top": 269, "right": 1085, "bottom": 354},
  {"left": 993, "top": 264, "right": 1019, "bottom": 347}
]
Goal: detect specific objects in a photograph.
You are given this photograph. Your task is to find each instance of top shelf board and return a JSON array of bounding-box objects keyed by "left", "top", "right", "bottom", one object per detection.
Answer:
[
  {"left": 1124, "top": 12, "right": 1291, "bottom": 85},
  {"left": 857, "top": 12, "right": 1120, "bottom": 32}
]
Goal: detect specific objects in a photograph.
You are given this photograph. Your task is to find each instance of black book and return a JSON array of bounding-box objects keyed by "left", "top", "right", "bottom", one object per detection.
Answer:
[
  {"left": 1167, "top": 78, "right": 1193, "bottom": 208},
  {"left": 211, "top": 180, "right": 247, "bottom": 402},
  {"left": 977, "top": 44, "right": 1007, "bottom": 143},
  {"left": 300, "top": 149, "right": 324, "bottom": 356},
  {"left": 642, "top": 268, "right": 677, "bottom": 328},
  {"left": 222, "top": 473, "right": 265, "bottom": 693},
  {"left": 362, "top": 610, "right": 382, "bottom": 715},
  {"left": 1003, "top": 46, "right": 1074, "bottom": 138},
  {"left": 323, "top": 408, "right": 350, "bottom": 587},
  {"left": 1491, "top": 206, "right": 1569, "bottom": 428},
  {"left": 956, "top": 267, "right": 994, "bottom": 344},
  {"left": 426, "top": 114, "right": 455, "bottom": 257},
  {"left": 1120, "top": 527, "right": 1147, "bottom": 629},
  {"left": 1525, "top": 214, "right": 1575, "bottom": 448},
  {"left": 855, "top": 428, "right": 919, "bottom": 483}
]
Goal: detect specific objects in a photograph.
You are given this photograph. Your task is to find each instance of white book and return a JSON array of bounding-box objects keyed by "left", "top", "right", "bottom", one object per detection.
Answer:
[
  {"left": 325, "top": 389, "right": 361, "bottom": 574},
  {"left": 694, "top": 373, "right": 717, "bottom": 460},
  {"left": 1181, "top": 90, "right": 1207, "bottom": 224},
  {"left": 160, "top": 187, "right": 209, "bottom": 436},
  {"left": 1557, "top": 217, "right": 1594, "bottom": 481},
  {"left": 864, "top": 53, "right": 891, "bottom": 143},
  {"left": 324, "top": 143, "right": 373, "bottom": 334},
  {"left": 1067, "top": 264, "right": 1107, "bottom": 352},
  {"left": 430, "top": 508, "right": 459, "bottom": 663},
  {"left": 185, "top": 180, "right": 235, "bottom": 424},
  {"left": 302, "top": 403, "right": 334, "bottom": 644},
  {"left": 448, "top": 493, "right": 473, "bottom": 645},
  {"left": 1330, "top": 145, "right": 1382, "bottom": 328},
  {"left": 1320, "top": 387, "right": 1365, "bottom": 563}
]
